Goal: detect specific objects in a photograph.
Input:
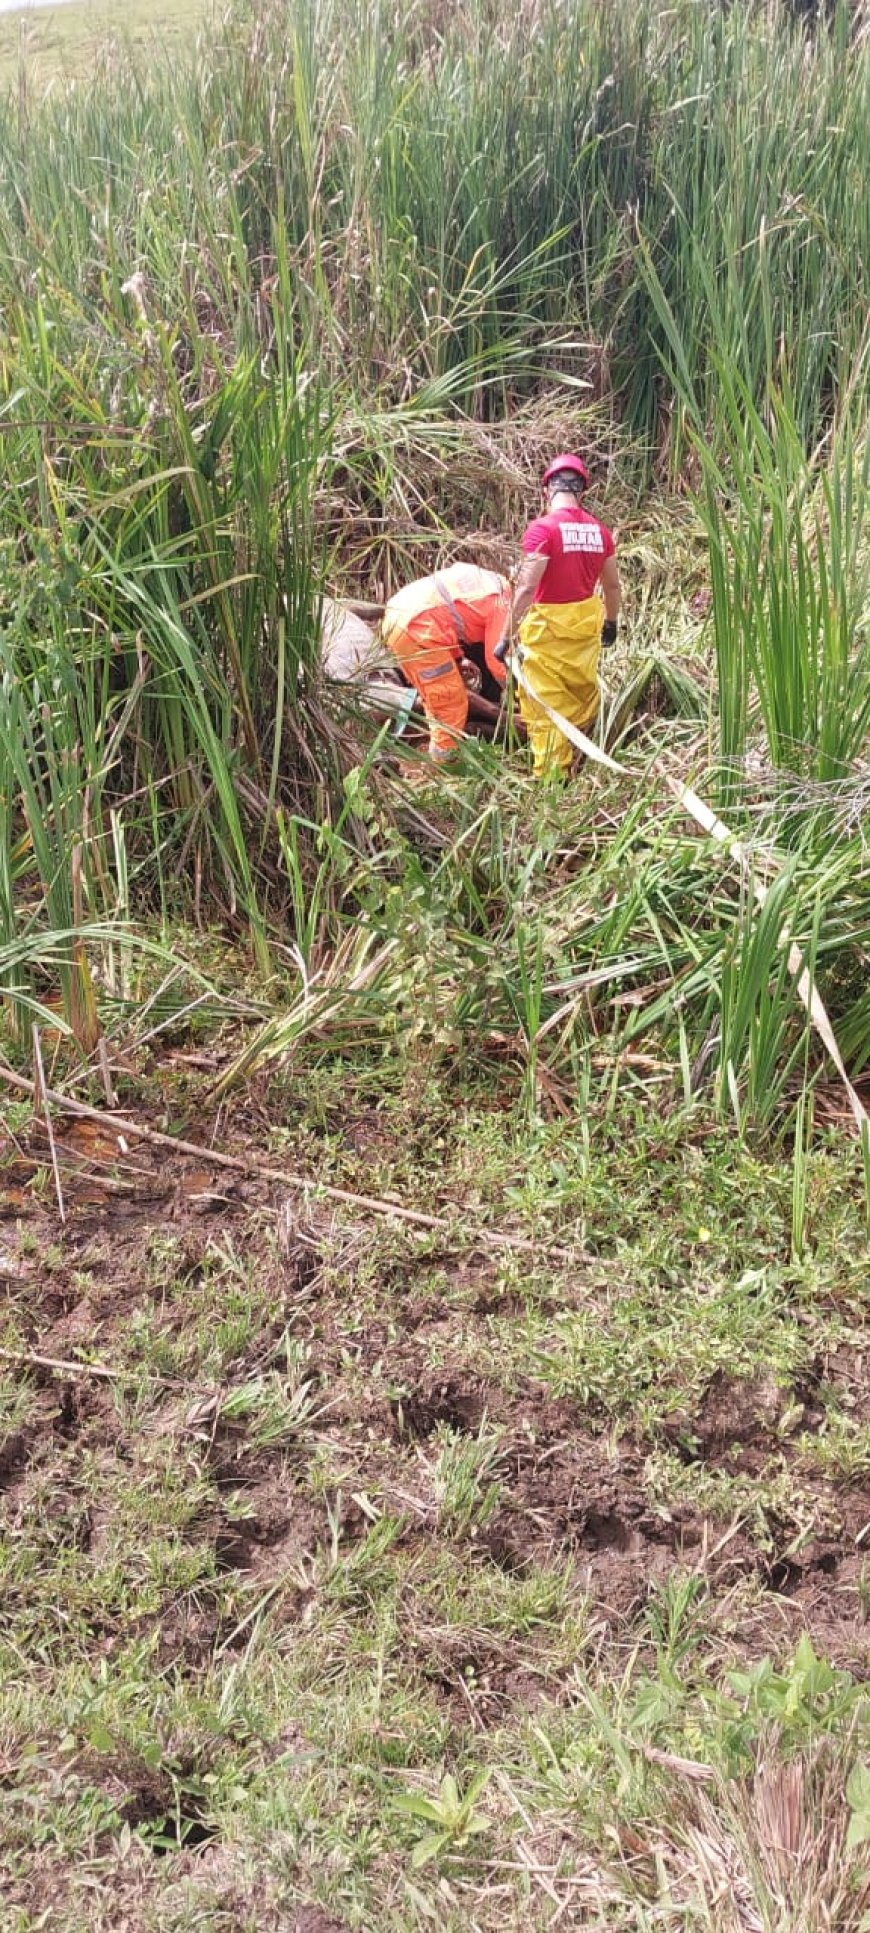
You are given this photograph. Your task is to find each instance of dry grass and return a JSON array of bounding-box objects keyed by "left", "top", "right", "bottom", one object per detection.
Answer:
[
  {"left": 643, "top": 1742, "right": 870, "bottom": 1931},
  {"left": 0, "top": 0, "right": 209, "bottom": 87}
]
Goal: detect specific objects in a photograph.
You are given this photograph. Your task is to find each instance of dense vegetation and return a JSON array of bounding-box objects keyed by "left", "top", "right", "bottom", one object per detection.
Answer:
[
  {"left": 2, "top": 3, "right": 870, "bottom": 1927},
  {"left": 0, "top": 0, "right": 868, "bottom": 1155}
]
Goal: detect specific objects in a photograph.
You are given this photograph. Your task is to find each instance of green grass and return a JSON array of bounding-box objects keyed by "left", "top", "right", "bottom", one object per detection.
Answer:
[
  {"left": 2, "top": 1046, "right": 870, "bottom": 1929},
  {"left": 0, "top": 0, "right": 867, "bottom": 1109},
  {"left": 1, "top": 0, "right": 870, "bottom": 1921},
  {"left": 0, "top": 0, "right": 208, "bottom": 86}
]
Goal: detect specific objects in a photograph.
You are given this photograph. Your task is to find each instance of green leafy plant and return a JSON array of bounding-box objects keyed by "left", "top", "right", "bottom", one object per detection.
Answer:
[
  {"left": 394, "top": 1768, "right": 492, "bottom": 1869},
  {"left": 846, "top": 1761, "right": 870, "bottom": 1851},
  {"left": 726, "top": 1636, "right": 870, "bottom": 1749}
]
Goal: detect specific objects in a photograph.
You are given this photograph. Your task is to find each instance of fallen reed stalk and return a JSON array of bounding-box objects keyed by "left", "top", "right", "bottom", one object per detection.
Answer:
[{"left": 0, "top": 1062, "right": 578, "bottom": 1260}]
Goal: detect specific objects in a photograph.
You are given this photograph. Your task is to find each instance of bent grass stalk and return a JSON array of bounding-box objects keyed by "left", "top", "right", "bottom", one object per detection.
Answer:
[{"left": 0, "top": 0, "right": 867, "bottom": 1129}]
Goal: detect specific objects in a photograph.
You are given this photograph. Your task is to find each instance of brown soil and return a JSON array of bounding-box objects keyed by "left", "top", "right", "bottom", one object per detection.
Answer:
[
  {"left": 211, "top": 1472, "right": 322, "bottom": 1583},
  {"left": 290, "top": 1913, "right": 352, "bottom": 1933},
  {"left": 3, "top": 1089, "right": 870, "bottom": 1933},
  {"left": 4, "top": 1108, "right": 870, "bottom": 1689}
]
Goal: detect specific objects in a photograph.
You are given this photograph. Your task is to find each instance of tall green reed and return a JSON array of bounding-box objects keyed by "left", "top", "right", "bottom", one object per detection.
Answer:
[
  {"left": 1, "top": 0, "right": 868, "bottom": 1097},
  {"left": 636, "top": 233, "right": 870, "bottom": 794},
  {"left": 3, "top": 0, "right": 867, "bottom": 438},
  {"left": 0, "top": 257, "right": 328, "bottom": 1027}
]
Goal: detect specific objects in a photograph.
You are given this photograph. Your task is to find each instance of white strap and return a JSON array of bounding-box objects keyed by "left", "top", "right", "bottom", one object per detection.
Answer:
[
  {"left": 507, "top": 646, "right": 867, "bottom": 1133},
  {"left": 433, "top": 576, "right": 468, "bottom": 648}
]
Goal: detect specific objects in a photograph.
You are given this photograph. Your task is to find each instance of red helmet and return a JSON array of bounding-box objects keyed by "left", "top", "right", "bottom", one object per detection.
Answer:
[{"left": 542, "top": 452, "right": 589, "bottom": 490}]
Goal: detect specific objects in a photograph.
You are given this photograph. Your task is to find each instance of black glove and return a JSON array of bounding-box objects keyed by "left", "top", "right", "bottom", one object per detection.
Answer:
[{"left": 601, "top": 618, "right": 618, "bottom": 647}]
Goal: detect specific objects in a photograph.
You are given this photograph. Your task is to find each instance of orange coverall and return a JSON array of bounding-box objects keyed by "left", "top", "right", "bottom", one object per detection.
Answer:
[{"left": 381, "top": 564, "right": 510, "bottom": 760}]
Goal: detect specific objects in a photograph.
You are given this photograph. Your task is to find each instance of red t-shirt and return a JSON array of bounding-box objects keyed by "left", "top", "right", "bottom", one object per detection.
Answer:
[{"left": 521, "top": 506, "right": 615, "bottom": 604}]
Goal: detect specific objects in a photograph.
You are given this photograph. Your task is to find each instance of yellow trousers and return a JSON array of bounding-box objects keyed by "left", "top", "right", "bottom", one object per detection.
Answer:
[{"left": 518, "top": 596, "right": 602, "bottom": 776}]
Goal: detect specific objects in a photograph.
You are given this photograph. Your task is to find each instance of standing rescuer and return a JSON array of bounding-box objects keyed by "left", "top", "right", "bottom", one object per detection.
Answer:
[
  {"left": 505, "top": 454, "right": 622, "bottom": 777},
  {"left": 381, "top": 562, "right": 511, "bottom": 761}
]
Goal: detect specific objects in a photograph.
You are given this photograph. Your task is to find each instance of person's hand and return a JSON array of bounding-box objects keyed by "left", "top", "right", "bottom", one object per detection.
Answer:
[{"left": 601, "top": 618, "right": 618, "bottom": 647}]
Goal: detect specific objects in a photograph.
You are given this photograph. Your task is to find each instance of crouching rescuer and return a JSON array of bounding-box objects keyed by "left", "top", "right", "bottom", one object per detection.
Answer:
[
  {"left": 506, "top": 454, "right": 622, "bottom": 776},
  {"left": 381, "top": 563, "right": 511, "bottom": 761}
]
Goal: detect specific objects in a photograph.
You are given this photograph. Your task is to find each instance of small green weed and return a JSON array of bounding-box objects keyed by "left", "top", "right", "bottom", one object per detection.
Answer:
[
  {"left": 394, "top": 1767, "right": 492, "bottom": 1869},
  {"left": 431, "top": 1422, "right": 504, "bottom": 1536},
  {"left": 212, "top": 1371, "right": 324, "bottom": 1451}
]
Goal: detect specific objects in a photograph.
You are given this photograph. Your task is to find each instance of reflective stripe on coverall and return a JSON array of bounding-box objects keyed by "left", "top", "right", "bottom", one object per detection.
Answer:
[
  {"left": 517, "top": 594, "right": 602, "bottom": 776},
  {"left": 382, "top": 568, "right": 509, "bottom": 761}
]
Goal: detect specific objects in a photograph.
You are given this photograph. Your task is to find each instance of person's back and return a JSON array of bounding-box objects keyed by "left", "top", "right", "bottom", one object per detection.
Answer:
[
  {"left": 383, "top": 563, "right": 510, "bottom": 760},
  {"left": 509, "top": 455, "right": 622, "bottom": 776},
  {"left": 385, "top": 563, "right": 506, "bottom": 630},
  {"left": 519, "top": 503, "right": 614, "bottom": 607}
]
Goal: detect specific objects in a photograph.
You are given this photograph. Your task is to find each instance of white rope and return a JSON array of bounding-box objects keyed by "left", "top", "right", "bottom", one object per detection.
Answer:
[{"left": 506, "top": 646, "right": 867, "bottom": 1133}]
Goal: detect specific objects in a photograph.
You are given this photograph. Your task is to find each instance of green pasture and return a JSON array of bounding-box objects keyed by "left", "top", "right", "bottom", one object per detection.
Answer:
[{"left": 0, "top": 0, "right": 208, "bottom": 85}]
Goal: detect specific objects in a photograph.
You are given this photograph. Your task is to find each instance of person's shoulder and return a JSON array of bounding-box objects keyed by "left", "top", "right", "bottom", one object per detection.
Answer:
[{"left": 584, "top": 509, "right": 615, "bottom": 552}]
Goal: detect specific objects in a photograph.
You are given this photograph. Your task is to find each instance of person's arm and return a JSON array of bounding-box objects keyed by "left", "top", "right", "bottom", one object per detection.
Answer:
[
  {"left": 600, "top": 553, "right": 622, "bottom": 621},
  {"left": 508, "top": 552, "right": 548, "bottom": 632},
  {"left": 466, "top": 690, "right": 503, "bottom": 724}
]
